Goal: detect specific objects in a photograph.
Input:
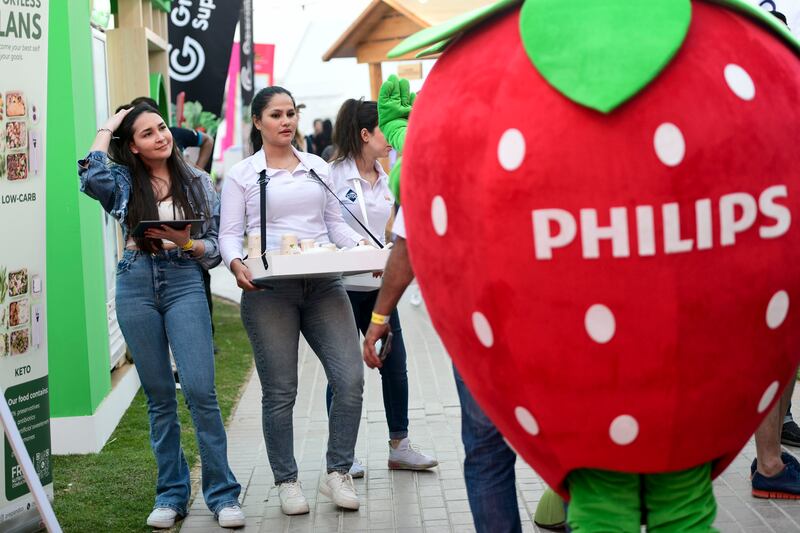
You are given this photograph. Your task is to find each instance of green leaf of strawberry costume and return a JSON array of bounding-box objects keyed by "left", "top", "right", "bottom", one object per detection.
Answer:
[{"left": 519, "top": 0, "right": 692, "bottom": 113}]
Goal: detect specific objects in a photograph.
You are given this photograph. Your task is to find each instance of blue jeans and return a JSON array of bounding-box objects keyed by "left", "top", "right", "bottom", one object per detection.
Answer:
[
  {"left": 454, "top": 367, "right": 521, "bottom": 533},
  {"left": 240, "top": 277, "right": 364, "bottom": 483},
  {"left": 115, "top": 249, "right": 241, "bottom": 516},
  {"left": 325, "top": 289, "right": 409, "bottom": 439}
]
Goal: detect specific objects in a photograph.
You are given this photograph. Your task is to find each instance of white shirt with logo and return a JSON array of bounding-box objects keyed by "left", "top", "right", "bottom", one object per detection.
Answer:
[
  {"left": 219, "top": 147, "right": 363, "bottom": 268},
  {"left": 330, "top": 157, "right": 395, "bottom": 246}
]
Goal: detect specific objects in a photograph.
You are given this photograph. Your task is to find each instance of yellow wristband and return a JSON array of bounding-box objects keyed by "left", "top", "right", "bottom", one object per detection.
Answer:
[
  {"left": 371, "top": 312, "right": 390, "bottom": 325},
  {"left": 181, "top": 239, "right": 194, "bottom": 252}
]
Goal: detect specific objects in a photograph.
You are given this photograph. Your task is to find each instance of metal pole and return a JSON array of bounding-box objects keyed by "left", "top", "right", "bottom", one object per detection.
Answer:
[{"left": 0, "top": 386, "right": 61, "bottom": 533}]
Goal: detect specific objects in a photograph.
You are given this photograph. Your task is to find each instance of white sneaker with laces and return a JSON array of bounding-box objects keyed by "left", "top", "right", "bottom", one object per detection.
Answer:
[
  {"left": 349, "top": 457, "right": 365, "bottom": 478},
  {"left": 278, "top": 480, "right": 310, "bottom": 515},
  {"left": 146, "top": 507, "right": 178, "bottom": 529},
  {"left": 217, "top": 504, "right": 246, "bottom": 528},
  {"left": 388, "top": 438, "right": 439, "bottom": 470},
  {"left": 319, "top": 471, "right": 360, "bottom": 510}
]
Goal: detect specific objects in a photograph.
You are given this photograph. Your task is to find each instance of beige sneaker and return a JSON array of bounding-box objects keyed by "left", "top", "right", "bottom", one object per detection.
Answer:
[
  {"left": 388, "top": 438, "right": 438, "bottom": 470},
  {"left": 278, "top": 481, "right": 310, "bottom": 515},
  {"left": 319, "top": 471, "right": 360, "bottom": 510}
]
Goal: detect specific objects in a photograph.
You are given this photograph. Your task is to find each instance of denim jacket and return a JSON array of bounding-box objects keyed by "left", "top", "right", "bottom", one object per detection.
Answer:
[{"left": 78, "top": 151, "right": 221, "bottom": 270}]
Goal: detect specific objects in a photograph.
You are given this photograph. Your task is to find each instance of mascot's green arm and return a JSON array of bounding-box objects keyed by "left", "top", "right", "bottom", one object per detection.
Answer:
[{"left": 378, "top": 74, "right": 416, "bottom": 201}]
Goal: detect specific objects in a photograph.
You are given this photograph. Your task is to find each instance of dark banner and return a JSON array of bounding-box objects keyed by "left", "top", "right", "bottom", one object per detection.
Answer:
[
  {"left": 239, "top": 0, "right": 254, "bottom": 107},
  {"left": 168, "top": 0, "right": 243, "bottom": 117}
]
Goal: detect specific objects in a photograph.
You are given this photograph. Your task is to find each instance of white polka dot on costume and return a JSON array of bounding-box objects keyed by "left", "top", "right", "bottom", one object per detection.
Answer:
[
  {"left": 766, "top": 290, "right": 789, "bottom": 330},
  {"left": 497, "top": 128, "right": 526, "bottom": 171},
  {"left": 609, "top": 415, "right": 639, "bottom": 445},
  {"left": 515, "top": 406, "right": 540, "bottom": 436},
  {"left": 758, "top": 381, "right": 780, "bottom": 414},
  {"left": 653, "top": 123, "right": 685, "bottom": 167},
  {"left": 724, "top": 64, "right": 755, "bottom": 101},
  {"left": 585, "top": 304, "right": 615, "bottom": 344},
  {"left": 431, "top": 196, "right": 447, "bottom": 236},
  {"left": 472, "top": 311, "right": 494, "bottom": 348}
]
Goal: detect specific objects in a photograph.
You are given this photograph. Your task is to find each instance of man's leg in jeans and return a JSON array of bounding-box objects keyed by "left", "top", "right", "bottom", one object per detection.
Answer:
[{"left": 453, "top": 367, "right": 521, "bottom": 533}]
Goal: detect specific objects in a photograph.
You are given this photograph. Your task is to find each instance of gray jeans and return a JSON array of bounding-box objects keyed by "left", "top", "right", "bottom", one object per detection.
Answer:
[{"left": 241, "top": 277, "right": 364, "bottom": 484}]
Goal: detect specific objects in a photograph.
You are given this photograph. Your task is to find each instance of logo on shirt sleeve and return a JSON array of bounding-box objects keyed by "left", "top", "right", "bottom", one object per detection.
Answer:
[{"left": 345, "top": 189, "right": 358, "bottom": 202}]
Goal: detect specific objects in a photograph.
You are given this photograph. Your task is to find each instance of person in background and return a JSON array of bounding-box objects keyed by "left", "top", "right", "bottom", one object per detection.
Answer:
[
  {"left": 308, "top": 118, "right": 323, "bottom": 155},
  {"left": 219, "top": 86, "right": 369, "bottom": 516},
  {"left": 328, "top": 97, "right": 438, "bottom": 478},
  {"left": 313, "top": 118, "right": 333, "bottom": 158},
  {"left": 321, "top": 143, "right": 336, "bottom": 162},
  {"left": 293, "top": 103, "right": 308, "bottom": 152},
  {"left": 78, "top": 103, "right": 244, "bottom": 529}
]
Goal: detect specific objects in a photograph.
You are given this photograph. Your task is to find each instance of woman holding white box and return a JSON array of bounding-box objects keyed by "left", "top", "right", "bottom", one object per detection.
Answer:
[
  {"left": 329, "top": 98, "right": 438, "bottom": 476},
  {"left": 218, "top": 87, "right": 367, "bottom": 516}
]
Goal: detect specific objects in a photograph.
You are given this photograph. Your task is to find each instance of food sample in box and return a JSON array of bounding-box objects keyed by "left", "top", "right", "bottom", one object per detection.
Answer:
[
  {"left": 8, "top": 269, "right": 28, "bottom": 297},
  {"left": 6, "top": 121, "right": 26, "bottom": 150},
  {"left": 9, "top": 299, "right": 29, "bottom": 327},
  {"left": 10, "top": 329, "right": 28, "bottom": 355},
  {"left": 7, "top": 153, "right": 27, "bottom": 181},
  {"left": 6, "top": 92, "right": 25, "bottom": 117},
  {"left": 0, "top": 334, "right": 7, "bottom": 357}
]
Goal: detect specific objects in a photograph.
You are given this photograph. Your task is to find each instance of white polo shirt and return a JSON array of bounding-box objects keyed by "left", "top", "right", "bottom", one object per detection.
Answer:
[
  {"left": 330, "top": 157, "right": 395, "bottom": 246},
  {"left": 393, "top": 206, "right": 406, "bottom": 239},
  {"left": 219, "top": 147, "right": 363, "bottom": 268}
]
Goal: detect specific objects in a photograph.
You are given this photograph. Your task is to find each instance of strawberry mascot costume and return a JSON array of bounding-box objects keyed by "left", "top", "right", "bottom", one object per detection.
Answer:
[{"left": 378, "top": 0, "right": 800, "bottom": 530}]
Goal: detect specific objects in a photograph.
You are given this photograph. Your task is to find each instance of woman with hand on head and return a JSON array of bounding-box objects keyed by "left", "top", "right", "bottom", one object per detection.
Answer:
[
  {"left": 78, "top": 103, "right": 244, "bottom": 530},
  {"left": 328, "top": 98, "right": 438, "bottom": 478},
  {"left": 219, "top": 87, "right": 368, "bottom": 515}
]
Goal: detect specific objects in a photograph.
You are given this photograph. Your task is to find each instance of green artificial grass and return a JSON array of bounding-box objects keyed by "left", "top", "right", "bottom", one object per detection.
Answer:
[{"left": 52, "top": 297, "right": 253, "bottom": 532}]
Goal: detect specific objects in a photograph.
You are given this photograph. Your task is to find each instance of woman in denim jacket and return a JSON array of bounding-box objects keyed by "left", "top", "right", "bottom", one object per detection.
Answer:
[{"left": 78, "top": 104, "right": 244, "bottom": 530}]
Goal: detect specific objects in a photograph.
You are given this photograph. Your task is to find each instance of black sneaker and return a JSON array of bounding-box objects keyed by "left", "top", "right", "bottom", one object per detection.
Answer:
[
  {"left": 751, "top": 451, "right": 800, "bottom": 477},
  {"left": 753, "top": 458, "right": 800, "bottom": 499},
  {"left": 782, "top": 420, "right": 800, "bottom": 447}
]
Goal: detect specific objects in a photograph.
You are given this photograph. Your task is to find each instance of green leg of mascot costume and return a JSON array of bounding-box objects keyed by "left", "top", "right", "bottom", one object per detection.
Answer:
[{"left": 567, "top": 465, "right": 717, "bottom": 532}]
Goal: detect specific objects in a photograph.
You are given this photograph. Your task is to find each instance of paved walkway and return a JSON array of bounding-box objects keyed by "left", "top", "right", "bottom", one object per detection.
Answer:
[{"left": 177, "top": 267, "right": 800, "bottom": 532}]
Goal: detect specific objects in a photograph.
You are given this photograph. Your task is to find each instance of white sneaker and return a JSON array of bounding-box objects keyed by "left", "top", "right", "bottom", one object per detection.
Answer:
[
  {"left": 349, "top": 457, "right": 365, "bottom": 478},
  {"left": 388, "top": 438, "right": 439, "bottom": 470},
  {"left": 217, "top": 504, "right": 245, "bottom": 528},
  {"left": 278, "top": 481, "right": 310, "bottom": 515},
  {"left": 319, "top": 471, "right": 360, "bottom": 510},
  {"left": 146, "top": 507, "right": 178, "bottom": 529}
]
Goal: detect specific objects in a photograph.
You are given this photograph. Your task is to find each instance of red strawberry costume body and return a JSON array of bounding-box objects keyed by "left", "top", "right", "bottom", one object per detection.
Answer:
[{"left": 384, "top": 0, "right": 800, "bottom": 529}]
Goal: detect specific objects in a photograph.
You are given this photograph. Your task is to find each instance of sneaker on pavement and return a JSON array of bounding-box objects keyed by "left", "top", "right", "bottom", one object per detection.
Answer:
[
  {"left": 388, "top": 438, "right": 438, "bottom": 470},
  {"left": 278, "top": 481, "right": 310, "bottom": 515},
  {"left": 750, "top": 451, "right": 800, "bottom": 477},
  {"left": 146, "top": 507, "right": 178, "bottom": 529},
  {"left": 783, "top": 421, "right": 800, "bottom": 447},
  {"left": 217, "top": 505, "right": 245, "bottom": 528},
  {"left": 752, "top": 458, "right": 800, "bottom": 499},
  {"left": 349, "top": 457, "right": 365, "bottom": 478},
  {"left": 319, "top": 471, "right": 360, "bottom": 510}
]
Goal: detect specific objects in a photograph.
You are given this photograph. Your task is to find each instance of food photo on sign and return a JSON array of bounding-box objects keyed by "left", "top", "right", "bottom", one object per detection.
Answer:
[{"left": 0, "top": 91, "right": 37, "bottom": 183}]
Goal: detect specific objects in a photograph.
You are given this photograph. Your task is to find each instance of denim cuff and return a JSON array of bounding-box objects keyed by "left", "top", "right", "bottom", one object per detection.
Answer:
[
  {"left": 152, "top": 502, "right": 187, "bottom": 518},
  {"left": 212, "top": 499, "right": 242, "bottom": 516}
]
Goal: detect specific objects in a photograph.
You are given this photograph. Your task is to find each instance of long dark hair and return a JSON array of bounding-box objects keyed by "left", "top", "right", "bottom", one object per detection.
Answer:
[
  {"left": 250, "top": 86, "right": 296, "bottom": 155},
  {"left": 332, "top": 98, "right": 378, "bottom": 163},
  {"left": 109, "top": 103, "right": 208, "bottom": 253}
]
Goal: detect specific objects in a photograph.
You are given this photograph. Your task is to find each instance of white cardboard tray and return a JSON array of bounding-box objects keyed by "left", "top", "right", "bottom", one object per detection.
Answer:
[{"left": 245, "top": 248, "right": 390, "bottom": 281}]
